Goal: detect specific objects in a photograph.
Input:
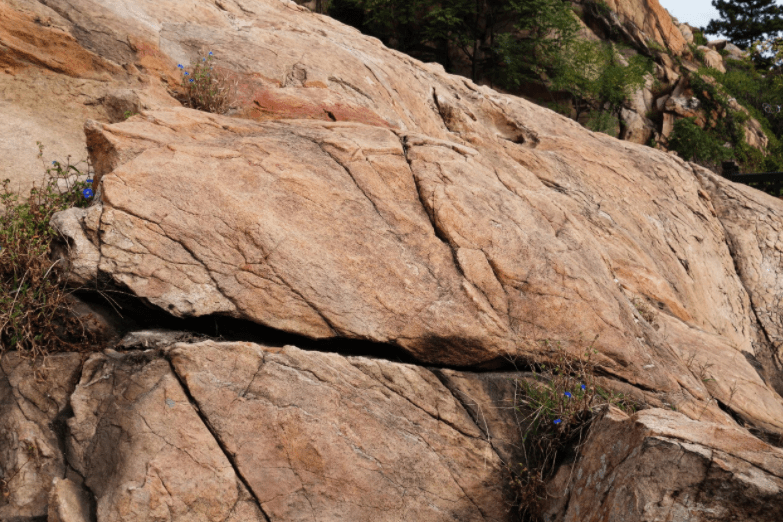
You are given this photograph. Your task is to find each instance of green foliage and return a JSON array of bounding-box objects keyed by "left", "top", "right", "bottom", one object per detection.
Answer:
[
  {"left": 584, "top": 110, "right": 617, "bottom": 135},
  {"left": 646, "top": 39, "right": 668, "bottom": 54},
  {"left": 693, "top": 30, "right": 709, "bottom": 47},
  {"left": 593, "top": 0, "right": 612, "bottom": 17},
  {"left": 702, "top": 0, "right": 783, "bottom": 55},
  {"left": 506, "top": 336, "right": 639, "bottom": 519},
  {"left": 492, "top": 0, "right": 581, "bottom": 89},
  {"left": 1, "top": 143, "right": 104, "bottom": 360},
  {"left": 690, "top": 43, "right": 706, "bottom": 63},
  {"left": 668, "top": 117, "right": 733, "bottom": 168},
  {"left": 697, "top": 60, "right": 783, "bottom": 172},
  {"left": 550, "top": 40, "right": 653, "bottom": 119}
]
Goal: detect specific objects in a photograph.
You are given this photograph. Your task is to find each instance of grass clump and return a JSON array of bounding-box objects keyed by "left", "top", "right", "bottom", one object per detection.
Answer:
[
  {"left": 505, "top": 336, "right": 639, "bottom": 520},
  {"left": 176, "top": 50, "right": 239, "bottom": 115},
  {"left": 0, "top": 143, "right": 103, "bottom": 360}
]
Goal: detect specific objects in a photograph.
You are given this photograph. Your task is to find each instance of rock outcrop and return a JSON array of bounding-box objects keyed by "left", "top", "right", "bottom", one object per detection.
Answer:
[{"left": 2, "top": 0, "right": 783, "bottom": 520}]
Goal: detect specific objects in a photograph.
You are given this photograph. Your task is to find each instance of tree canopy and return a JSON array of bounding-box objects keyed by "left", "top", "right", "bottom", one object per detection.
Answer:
[{"left": 703, "top": 0, "right": 783, "bottom": 52}]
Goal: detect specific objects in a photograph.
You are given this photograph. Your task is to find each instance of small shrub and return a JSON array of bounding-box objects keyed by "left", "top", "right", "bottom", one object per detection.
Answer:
[
  {"left": 0, "top": 143, "right": 104, "bottom": 360},
  {"left": 593, "top": 0, "right": 612, "bottom": 17},
  {"left": 693, "top": 31, "right": 708, "bottom": 47},
  {"left": 690, "top": 44, "right": 706, "bottom": 63},
  {"left": 584, "top": 110, "right": 617, "bottom": 135},
  {"left": 177, "top": 50, "right": 240, "bottom": 115},
  {"left": 631, "top": 297, "right": 656, "bottom": 324},
  {"left": 668, "top": 117, "right": 733, "bottom": 171},
  {"left": 646, "top": 39, "right": 668, "bottom": 54},
  {"left": 505, "top": 336, "right": 639, "bottom": 520}
]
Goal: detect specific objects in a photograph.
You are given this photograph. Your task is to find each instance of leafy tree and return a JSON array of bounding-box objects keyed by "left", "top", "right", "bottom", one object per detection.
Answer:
[
  {"left": 702, "top": 0, "right": 783, "bottom": 54},
  {"left": 491, "top": 0, "right": 581, "bottom": 88}
]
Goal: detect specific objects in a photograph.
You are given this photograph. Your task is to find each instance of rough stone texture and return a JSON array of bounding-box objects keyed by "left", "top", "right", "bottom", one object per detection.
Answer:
[
  {"left": 47, "top": 477, "right": 94, "bottom": 522},
  {"left": 0, "top": 352, "right": 83, "bottom": 520},
  {"left": 38, "top": 0, "right": 783, "bottom": 436},
  {"left": 66, "top": 349, "right": 267, "bottom": 522},
  {"left": 2, "top": 0, "right": 783, "bottom": 520},
  {"left": 697, "top": 45, "right": 727, "bottom": 73},
  {"left": 619, "top": 107, "right": 653, "bottom": 144},
  {"left": 542, "top": 406, "right": 783, "bottom": 522},
  {"left": 169, "top": 340, "right": 509, "bottom": 521},
  {"left": 678, "top": 23, "right": 693, "bottom": 44},
  {"left": 724, "top": 43, "right": 748, "bottom": 58},
  {"left": 695, "top": 166, "right": 783, "bottom": 397},
  {"left": 600, "top": 0, "right": 688, "bottom": 56}
]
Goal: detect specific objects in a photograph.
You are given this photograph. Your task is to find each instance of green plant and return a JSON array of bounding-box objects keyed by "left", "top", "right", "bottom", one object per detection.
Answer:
[
  {"left": 123, "top": 110, "right": 138, "bottom": 120},
  {"left": 506, "top": 336, "right": 639, "bottom": 520},
  {"left": 584, "top": 110, "right": 617, "bottom": 135},
  {"left": 0, "top": 142, "right": 104, "bottom": 360},
  {"left": 668, "top": 115, "right": 734, "bottom": 171},
  {"left": 549, "top": 40, "right": 653, "bottom": 123},
  {"left": 177, "top": 50, "right": 239, "bottom": 115},
  {"left": 690, "top": 43, "right": 706, "bottom": 63},
  {"left": 693, "top": 31, "right": 709, "bottom": 47},
  {"left": 646, "top": 39, "right": 668, "bottom": 54},
  {"left": 593, "top": 0, "right": 612, "bottom": 17}
]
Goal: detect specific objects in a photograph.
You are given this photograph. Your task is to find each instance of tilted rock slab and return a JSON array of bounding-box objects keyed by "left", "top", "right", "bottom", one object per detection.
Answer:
[
  {"left": 62, "top": 342, "right": 510, "bottom": 521},
  {"left": 58, "top": 102, "right": 783, "bottom": 435},
  {"left": 169, "top": 340, "right": 509, "bottom": 520},
  {"left": 543, "top": 406, "right": 783, "bottom": 521}
]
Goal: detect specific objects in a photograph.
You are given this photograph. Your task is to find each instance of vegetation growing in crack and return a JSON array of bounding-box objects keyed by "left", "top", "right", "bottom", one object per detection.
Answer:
[
  {"left": 1, "top": 50, "right": 242, "bottom": 361},
  {"left": 0, "top": 143, "right": 103, "bottom": 359},
  {"left": 504, "top": 335, "right": 640, "bottom": 521}
]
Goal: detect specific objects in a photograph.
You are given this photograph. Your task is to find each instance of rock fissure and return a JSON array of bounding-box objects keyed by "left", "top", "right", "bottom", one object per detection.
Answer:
[
  {"left": 348, "top": 360, "right": 487, "bottom": 441},
  {"left": 162, "top": 355, "right": 272, "bottom": 522}
]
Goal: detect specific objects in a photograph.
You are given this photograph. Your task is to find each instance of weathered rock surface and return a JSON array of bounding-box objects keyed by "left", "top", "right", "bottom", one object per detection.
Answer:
[
  {"left": 697, "top": 45, "right": 727, "bottom": 73},
  {"left": 169, "top": 340, "right": 510, "bottom": 520},
  {"left": 0, "top": 352, "right": 83, "bottom": 520},
  {"left": 28, "top": 0, "right": 781, "bottom": 432},
  {"left": 47, "top": 477, "right": 94, "bottom": 522},
  {"left": 2, "top": 0, "right": 783, "bottom": 520},
  {"left": 599, "top": 0, "right": 688, "bottom": 56},
  {"left": 66, "top": 348, "right": 268, "bottom": 522},
  {"left": 542, "top": 406, "right": 783, "bottom": 522}
]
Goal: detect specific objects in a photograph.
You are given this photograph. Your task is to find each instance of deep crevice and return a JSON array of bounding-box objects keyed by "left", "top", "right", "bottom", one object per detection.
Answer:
[{"left": 164, "top": 356, "right": 272, "bottom": 522}]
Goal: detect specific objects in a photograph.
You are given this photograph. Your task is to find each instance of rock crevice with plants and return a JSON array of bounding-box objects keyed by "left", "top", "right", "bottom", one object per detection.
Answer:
[{"left": 2, "top": 0, "right": 783, "bottom": 521}]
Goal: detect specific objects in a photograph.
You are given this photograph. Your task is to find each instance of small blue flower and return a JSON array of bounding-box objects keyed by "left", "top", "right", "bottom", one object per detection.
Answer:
[
  {"left": 189, "top": 78, "right": 194, "bottom": 83},
  {"left": 184, "top": 71, "right": 189, "bottom": 76},
  {"left": 202, "top": 57, "right": 206, "bottom": 61},
  {"left": 82, "top": 188, "right": 93, "bottom": 199},
  {"left": 553, "top": 419, "right": 562, "bottom": 425},
  {"left": 52, "top": 161, "right": 57, "bottom": 165},
  {"left": 581, "top": 384, "right": 586, "bottom": 390},
  {"left": 208, "top": 51, "right": 213, "bottom": 56},
  {"left": 177, "top": 64, "right": 183, "bottom": 69},
  {"left": 564, "top": 391, "right": 572, "bottom": 399},
  {"left": 86, "top": 179, "right": 93, "bottom": 184}
]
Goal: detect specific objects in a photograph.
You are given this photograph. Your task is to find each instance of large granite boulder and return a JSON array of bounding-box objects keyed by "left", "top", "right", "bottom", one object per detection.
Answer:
[{"left": 1, "top": 0, "right": 783, "bottom": 520}]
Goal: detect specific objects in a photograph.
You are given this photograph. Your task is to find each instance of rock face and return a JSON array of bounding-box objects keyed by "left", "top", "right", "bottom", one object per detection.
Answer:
[
  {"left": 542, "top": 406, "right": 783, "bottom": 521},
  {"left": 2, "top": 0, "right": 783, "bottom": 520},
  {"left": 697, "top": 45, "right": 728, "bottom": 73},
  {"left": 600, "top": 0, "right": 688, "bottom": 56},
  {"left": 0, "top": 353, "right": 84, "bottom": 520}
]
